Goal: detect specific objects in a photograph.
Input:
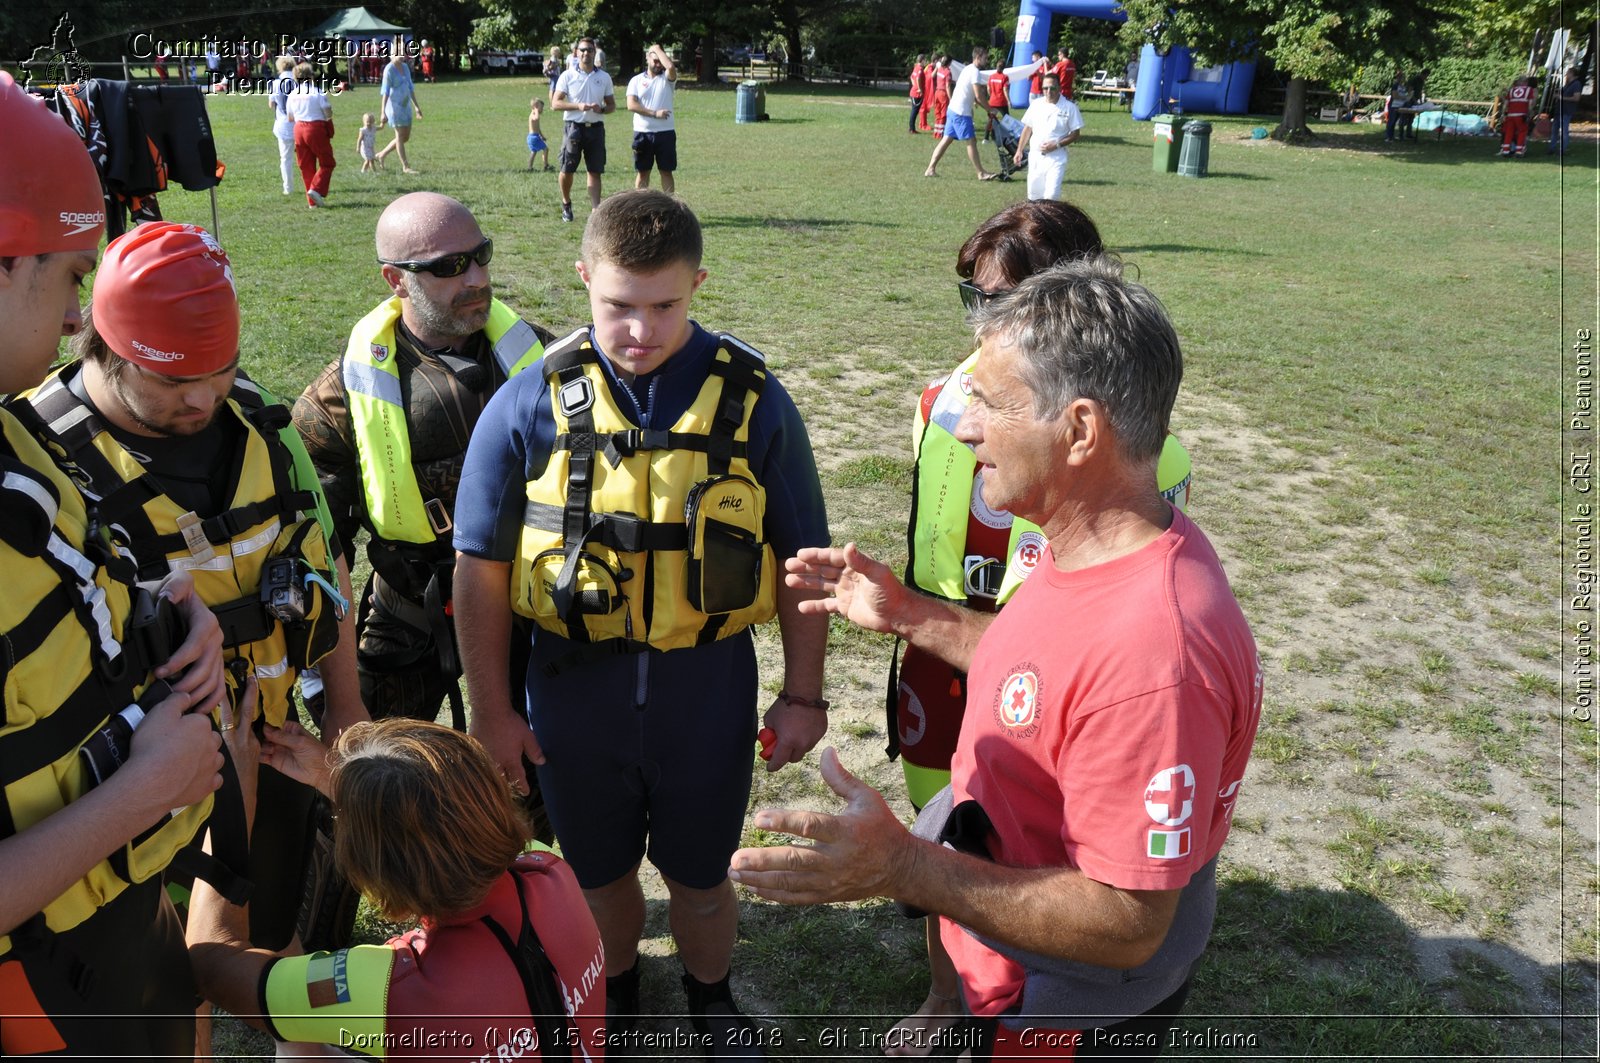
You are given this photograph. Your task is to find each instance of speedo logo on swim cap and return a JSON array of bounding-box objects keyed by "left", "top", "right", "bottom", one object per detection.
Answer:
[
  {"left": 130, "top": 338, "right": 184, "bottom": 362},
  {"left": 58, "top": 210, "right": 106, "bottom": 236}
]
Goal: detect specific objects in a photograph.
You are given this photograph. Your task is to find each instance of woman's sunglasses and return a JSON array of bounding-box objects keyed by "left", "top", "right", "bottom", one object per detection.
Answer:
[
  {"left": 379, "top": 238, "right": 494, "bottom": 278},
  {"left": 958, "top": 279, "right": 1009, "bottom": 312}
]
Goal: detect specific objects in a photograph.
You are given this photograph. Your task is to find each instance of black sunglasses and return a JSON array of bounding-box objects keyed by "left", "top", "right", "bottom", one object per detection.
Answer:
[
  {"left": 958, "top": 279, "right": 1009, "bottom": 312},
  {"left": 380, "top": 238, "right": 493, "bottom": 278}
]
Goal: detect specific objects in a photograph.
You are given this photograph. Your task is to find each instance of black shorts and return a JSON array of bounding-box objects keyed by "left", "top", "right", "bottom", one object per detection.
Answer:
[
  {"left": 632, "top": 130, "right": 677, "bottom": 173},
  {"left": 527, "top": 629, "right": 759, "bottom": 890},
  {"left": 559, "top": 122, "right": 606, "bottom": 174}
]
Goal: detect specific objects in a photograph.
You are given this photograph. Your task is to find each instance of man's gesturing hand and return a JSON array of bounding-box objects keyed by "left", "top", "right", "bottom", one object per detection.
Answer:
[{"left": 728, "top": 747, "right": 916, "bottom": 904}]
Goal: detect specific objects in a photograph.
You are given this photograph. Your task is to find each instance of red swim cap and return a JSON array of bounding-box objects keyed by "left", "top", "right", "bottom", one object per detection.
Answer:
[
  {"left": 0, "top": 71, "right": 105, "bottom": 256},
  {"left": 92, "top": 223, "right": 240, "bottom": 375}
]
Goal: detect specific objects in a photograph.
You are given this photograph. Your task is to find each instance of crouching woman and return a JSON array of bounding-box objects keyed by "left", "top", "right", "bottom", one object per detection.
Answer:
[{"left": 189, "top": 714, "right": 606, "bottom": 1060}]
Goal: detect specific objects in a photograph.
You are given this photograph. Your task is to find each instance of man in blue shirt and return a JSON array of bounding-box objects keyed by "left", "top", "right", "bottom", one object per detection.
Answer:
[{"left": 454, "top": 190, "right": 828, "bottom": 1058}]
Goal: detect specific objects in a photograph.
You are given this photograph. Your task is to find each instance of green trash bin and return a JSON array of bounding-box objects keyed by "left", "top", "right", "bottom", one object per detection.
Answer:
[
  {"left": 1152, "top": 114, "right": 1188, "bottom": 173},
  {"left": 1178, "top": 121, "right": 1212, "bottom": 177}
]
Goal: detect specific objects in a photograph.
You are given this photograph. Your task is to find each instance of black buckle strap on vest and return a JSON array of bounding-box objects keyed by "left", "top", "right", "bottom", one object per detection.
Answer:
[
  {"left": 212, "top": 594, "right": 275, "bottom": 650},
  {"left": 477, "top": 869, "right": 576, "bottom": 1063},
  {"left": 704, "top": 336, "right": 767, "bottom": 476},
  {"left": 166, "top": 720, "right": 253, "bottom": 907}
]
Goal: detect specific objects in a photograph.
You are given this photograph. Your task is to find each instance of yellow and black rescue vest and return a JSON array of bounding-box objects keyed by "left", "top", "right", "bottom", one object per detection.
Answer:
[
  {"left": 341, "top": 297, "right": 544, "bottom": 546},
  {"left": 20, "top": 367, "right": 341, "bottom": 728},
  {"left": 0, "top": 408, "right": 213, "bottom": 957},
  {"left": 906, "top": 348, "right": 1194, "bottom": 606},
  {"left": 512, "top": 330, "right": 777, "bottom": 650}
]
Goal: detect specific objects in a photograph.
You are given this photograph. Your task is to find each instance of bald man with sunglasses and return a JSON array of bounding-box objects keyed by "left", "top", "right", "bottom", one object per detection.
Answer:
[{"left": 294, "top": 192, "right": 556, "bottom": 752}]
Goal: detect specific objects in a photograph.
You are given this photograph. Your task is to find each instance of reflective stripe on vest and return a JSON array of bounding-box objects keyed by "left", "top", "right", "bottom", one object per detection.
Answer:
[
  {"left": 342, "top": 297, "right": 543, "bottom": 543},
  {"left": 512, "top": 330, "right": 778, "bottom": 650},
  {"left": 907, "top": 348, "right": 1194, "bottom": 607},
  {"left": 0, "top": 410, "right": 211, "bottom": 957}
]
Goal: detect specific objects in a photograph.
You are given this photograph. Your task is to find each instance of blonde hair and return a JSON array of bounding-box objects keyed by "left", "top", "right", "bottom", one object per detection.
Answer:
[
  {"left": 331, "top": 720, "right": 530, "bottom": 922},
  {"left": 276, "top": 56, "right": 294, "bottom": 73},
  {"left": 293, "top": 62, "right": 315, "bottom": 82}
]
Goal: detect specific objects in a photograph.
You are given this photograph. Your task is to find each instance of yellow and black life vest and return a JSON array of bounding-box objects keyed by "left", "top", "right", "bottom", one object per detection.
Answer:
[
  {"left": 341, "top": 296, "right": 544, "bottom": 546},
  {"left": 0, "top": 408, "right": 213, "bottom": 957},
  {"left": 906, "top": 349, "right": 1194, "bottom": 606},
  {"left": 512, "top": 329, "right": 777, "bottom": 651},
  {"left": 19, "top": 366, "right": 341, "bottom": 728}
]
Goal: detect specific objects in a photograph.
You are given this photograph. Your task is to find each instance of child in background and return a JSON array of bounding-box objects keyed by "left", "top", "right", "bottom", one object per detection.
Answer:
[
  {"left": 527, "top": 98, "right": 551, "bottom": 171},
  {"left": 357, "top": 112, "right": 379, "bottom": 172}
]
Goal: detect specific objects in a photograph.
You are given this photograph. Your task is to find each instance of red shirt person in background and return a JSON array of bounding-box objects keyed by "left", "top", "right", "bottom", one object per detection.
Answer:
[
  {"left": 909, "top": 55, "right": 926, "bottom": 134},
  {"left": 1499, "top": 75, "right": 1535, "bottom": 157},
  {"left": 986, "top": 68, "right": 1010, "bottom": 140},
  {"left": 1053, "top": 49, "right": 1077, "bottom": 98},
  {"left": 931, "top": 56, "right": 953, "bottom": 136}
]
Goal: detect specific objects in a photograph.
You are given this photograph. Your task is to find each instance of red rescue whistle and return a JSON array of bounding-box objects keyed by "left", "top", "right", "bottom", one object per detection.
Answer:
[{"left": 757, "top": 727, "right": 777, "bottom": 761}]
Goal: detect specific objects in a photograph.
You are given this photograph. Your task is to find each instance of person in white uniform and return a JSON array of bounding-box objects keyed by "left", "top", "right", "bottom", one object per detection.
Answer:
[
  {"left": 1015, "top": 73, "right": 1083, "bottom": 202},
  {"left": 626, "top": 44, "right": 678, "bottom": 194}
]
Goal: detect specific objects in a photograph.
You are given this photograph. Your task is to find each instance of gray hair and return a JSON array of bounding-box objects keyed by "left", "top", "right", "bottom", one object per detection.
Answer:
[{"left": 969, "top": 257, "right": 1181, "bottom": 460}]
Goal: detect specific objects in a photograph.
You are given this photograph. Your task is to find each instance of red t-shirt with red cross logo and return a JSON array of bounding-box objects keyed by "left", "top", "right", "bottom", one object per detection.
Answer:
[{"left": 941, "top": 508, "right": 1261, "bottom": 1017}]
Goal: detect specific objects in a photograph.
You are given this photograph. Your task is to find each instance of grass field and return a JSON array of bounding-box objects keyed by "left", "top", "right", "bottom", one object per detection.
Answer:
[{"left": 143, "top": 74, "right": 1598, "bottom": 1060}]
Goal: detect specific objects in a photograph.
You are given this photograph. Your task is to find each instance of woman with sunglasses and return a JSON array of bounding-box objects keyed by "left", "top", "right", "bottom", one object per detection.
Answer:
[
  {"left": 885, "top": 199, "right": 1192, "bottom": 1056},
  {"left": 188, "top": 711, "right": 607, "bottom": 1059}
]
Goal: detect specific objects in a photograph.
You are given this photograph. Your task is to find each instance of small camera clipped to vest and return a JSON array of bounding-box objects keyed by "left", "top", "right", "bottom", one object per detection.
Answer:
[{"left": 261, "top": 556, "right": 308, "bottom": 623}]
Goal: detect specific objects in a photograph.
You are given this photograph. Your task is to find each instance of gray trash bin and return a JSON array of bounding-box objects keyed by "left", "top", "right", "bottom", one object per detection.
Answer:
[
  {"left": 735, "top": 81, "right": 766, "bottom": 123},
  {"left": 1178, "top": 121, "right": 1212, "bottom": 177}
]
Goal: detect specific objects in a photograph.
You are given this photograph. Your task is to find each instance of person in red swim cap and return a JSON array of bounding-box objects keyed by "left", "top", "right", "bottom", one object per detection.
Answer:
[{"left": 0, "top": 69, "right": 229, "bottom": 1059}]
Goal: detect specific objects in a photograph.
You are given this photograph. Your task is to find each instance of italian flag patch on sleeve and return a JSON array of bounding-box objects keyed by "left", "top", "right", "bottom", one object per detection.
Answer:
[{"left": 1146, "top": 827, "right": 1191, "bottom": 859}]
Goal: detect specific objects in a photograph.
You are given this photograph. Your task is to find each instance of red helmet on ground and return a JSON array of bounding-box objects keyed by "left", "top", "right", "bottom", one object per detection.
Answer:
[
  {"left": 92, "top": 223, "right": 240, "bottom": 375},
  {"left": 0, "top": 70, "right": 105, "bottom": 256}
]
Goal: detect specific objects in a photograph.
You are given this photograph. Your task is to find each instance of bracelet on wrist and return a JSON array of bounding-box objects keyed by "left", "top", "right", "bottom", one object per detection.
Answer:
[{"left": 778, "top": 690, "right": 830, "bottom": 711}]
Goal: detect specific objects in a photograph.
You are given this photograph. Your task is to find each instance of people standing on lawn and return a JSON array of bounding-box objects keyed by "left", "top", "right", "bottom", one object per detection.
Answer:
[
  {"left": 527, "top": 98, "right": 551, "bottom": 171},
  {"left": 1053, "top": 47, "right": 1077, "bottom": 98},
  {"left": 552, "top": 36, "right": 616, "bottom": 223},
  {"left": 377, "top": 45, "right": 423, "bottom": 175},
  {"left": 930, "top": 54, "right": 953, "bottom": 136},
  {"left": 285, "top": 62, "right": 336, "bottom": 208},
  {"left": 268, "top": 56, "right": 297, "bottom": 195},
  {"left": 918, "top": 56, "right": 938, "bottom": 132},
  {"left": 1499, "top": 74, "right": 1535, "bottom": 157},
  {"left": 455, "top": 189, "right": 830, "bottom": 1054},
  {"left": 419, "top": 38, "right": 436, "bottom": 83},
  {"left": 545, "top": 46, "right": 563, "bottom": 95},
  {"left": 730, "top": 254, "right": 1261, "bottom": 1061},
  {"left": 1384, "top": 69, "right": 1413, "bottom": 143},
  {"left": 626, "top": 44, "right": 678, "bottom": 194},
  {"left": 1552, "top": 67, "right": 1583, "bottom": 155},
  {"left": 1029, "top": 49, "right": 1047, "bottom": 99},
  {"left": 876, "top": 198, "right": 1195, "bottom": 1056},
  {"left": 985, "top": 65, "right": 1010, "bottom": 141},
  {"left": 1016, "top": 73, "right": 1084, "bottom": 201},
  {"left": 358, "top": 112, "right": 379, "bottom": 172},
  {"left": 909, "top": 54, "right": 927, "bottom": 133}
]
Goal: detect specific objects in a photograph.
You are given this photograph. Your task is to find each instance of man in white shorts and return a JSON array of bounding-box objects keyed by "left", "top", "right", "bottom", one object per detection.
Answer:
[{"left": 1015, "top": 73, "right": 1084, "bottom": 201}]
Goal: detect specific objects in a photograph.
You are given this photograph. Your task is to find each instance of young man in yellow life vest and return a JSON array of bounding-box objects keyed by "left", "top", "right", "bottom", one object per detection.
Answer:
[
  {"left": 13, "top": 222, "right": 365, "bottom": 967},
  {"left": 0, "top": 70, "right": 229, "bottom": 1057},
  {"left": 454, "top": 189, "right": 830, "bottom": 1056}
]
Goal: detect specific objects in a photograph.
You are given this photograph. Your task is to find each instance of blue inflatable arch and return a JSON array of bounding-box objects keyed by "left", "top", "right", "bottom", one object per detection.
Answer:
[{"left": 1009, "top": 0, "right": 1255, "bottom": 119}]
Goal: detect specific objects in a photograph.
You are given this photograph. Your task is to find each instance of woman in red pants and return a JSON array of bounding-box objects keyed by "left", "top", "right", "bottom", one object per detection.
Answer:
[{"left": 284, "top": 62, "right": 336, "bottom": 207}]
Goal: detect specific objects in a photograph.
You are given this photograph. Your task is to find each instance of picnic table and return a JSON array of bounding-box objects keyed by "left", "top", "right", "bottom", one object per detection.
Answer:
[{"left": 1079, "top": 85, "right": 1134, "bottom": 109}]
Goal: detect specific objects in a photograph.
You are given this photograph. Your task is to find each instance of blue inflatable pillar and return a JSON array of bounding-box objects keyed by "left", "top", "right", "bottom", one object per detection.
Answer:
[{"left": 1010, "top": 0, "right": 1053, "bottom": 108}]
